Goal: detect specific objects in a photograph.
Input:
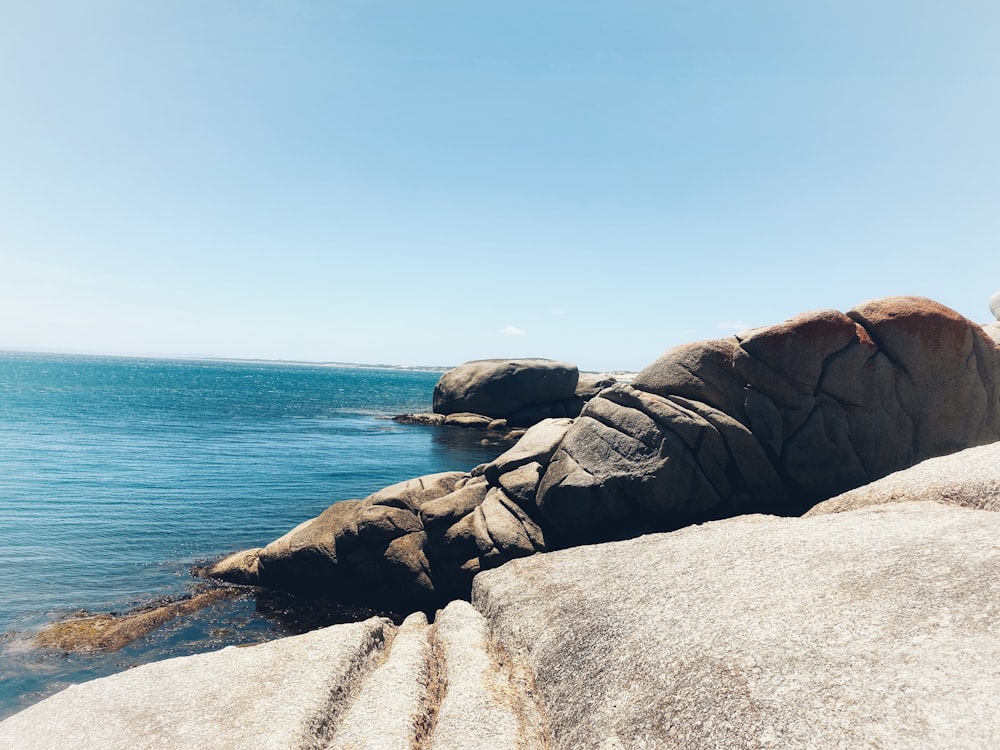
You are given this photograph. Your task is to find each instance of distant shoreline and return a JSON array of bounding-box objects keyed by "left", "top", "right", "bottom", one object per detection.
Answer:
[
  {"left": 0, "top": 349, "right": 636, "bottom": 378},
  {"left": 0, "top": 349, "right": 453, "bottom": 373}
]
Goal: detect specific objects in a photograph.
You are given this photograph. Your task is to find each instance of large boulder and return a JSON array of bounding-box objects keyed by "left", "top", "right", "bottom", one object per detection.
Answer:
[
  {"left": 536, "top": 296, "right": 1000, "bottom": 542},
  {"left": 208, "top": 296, "right": 1000, "bottom": 610},
  {"left": 990, "top": 287, "right": 1000, "bottom": 320},
  {"left": 432, "top": 359, "right": 579, "bottom": 420},
  {"left": 204, "top": 421, "right": 573, "bottom": 609}
]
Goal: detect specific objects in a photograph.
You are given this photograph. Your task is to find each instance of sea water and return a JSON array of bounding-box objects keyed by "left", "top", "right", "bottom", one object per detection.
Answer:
[{"left": 0, "top": 352, "right": 504, "bottom": 719}]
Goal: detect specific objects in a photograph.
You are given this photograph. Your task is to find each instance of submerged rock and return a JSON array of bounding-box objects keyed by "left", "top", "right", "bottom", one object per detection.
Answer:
[{"left": 34, "top": 588, "right": 239, "bottom": 653}]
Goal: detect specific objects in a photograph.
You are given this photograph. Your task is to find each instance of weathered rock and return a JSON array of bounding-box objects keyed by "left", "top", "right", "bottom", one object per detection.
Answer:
[
  {"left": 0, "top": 617, "right": 395, "bottom": 750},
  {"left": 442, "top": 412, "right": 494, "bottom": 428},
  {"left": 324, "top": 612, "right": 432, "bottom": 749},
  {"left": 429, "top": 600, "right": 547, "bottom": 749},
  {"left": 805, "top": 440, "right": 1000, "bottom": 516},
  {"left": 1, "top": 601, "right": 546, "bottom": 750},
  {"left": 481, "top": 418, "right": 572, "bottom": 484},
  {"left": 474, "top": 501, "right": 1000, "bottom": 749},
  {"left": 211, "top": 297, "right": 1000, "bottom": 612},
  {"left": 366, "top": 471, "right": 466, "bottom": 512},
  {"left": 537, "top": 297, "right": 1000, "bottom": 542},
  {"left": 432, "top": 359, "right": 578, "bottom": 418},
  {"left": 254, "top": 499, "right": 362, "bottom": 596},
  {"left": 991, "top": 288, "right": 1000, "bottom": 320},
  {"left": 536, "top": 384, "right": 782, "bottom": 542},
  {"left": 392, "top": 412, "right": 446, "bottom": 427},
  {"left": 985, "top": 321, "right": 1000, "bottom": 345},
  {"left": 574, "top": 372, "right": 617, "bottom": 399},
  {"left": 202, "top": 546, "right": 260, "bottom": 585},
  {"left": 420, "top": 477, "right": 490, "bottom": 530},
  {"left": 14, "top": 502, "right": 1000, "bottom": 748}
]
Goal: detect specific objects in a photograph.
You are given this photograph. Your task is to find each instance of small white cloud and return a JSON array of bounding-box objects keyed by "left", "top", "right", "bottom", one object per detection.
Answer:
[
  {"left": 551, "top": 307, "right": 567, "bottom": 316},
  {"left": 717, "top": 321, "right": 749, "bottom": 331},
  {"left": 500, "top": 325, "right": 527, "bottom": 336}
]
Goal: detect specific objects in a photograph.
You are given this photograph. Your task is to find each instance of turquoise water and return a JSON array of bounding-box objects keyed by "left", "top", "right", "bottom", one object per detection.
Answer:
[{"left": 0, "top": 352, "right": 503, "bottom": 719}]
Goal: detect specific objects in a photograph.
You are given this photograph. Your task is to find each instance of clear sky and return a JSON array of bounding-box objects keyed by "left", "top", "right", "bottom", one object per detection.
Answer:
[{"left": 1, "top": 1, "right": 998, "bottom": 372}]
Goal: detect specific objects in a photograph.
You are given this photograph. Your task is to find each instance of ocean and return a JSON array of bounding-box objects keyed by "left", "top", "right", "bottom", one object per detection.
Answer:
[{"left": 0, "top": 352, "right": 504, "bottom": 719}]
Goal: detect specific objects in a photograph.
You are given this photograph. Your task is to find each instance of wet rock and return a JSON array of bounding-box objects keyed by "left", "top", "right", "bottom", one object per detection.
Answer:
[{"left": 34, "top": 588, "right": 240, "bottom": 653}]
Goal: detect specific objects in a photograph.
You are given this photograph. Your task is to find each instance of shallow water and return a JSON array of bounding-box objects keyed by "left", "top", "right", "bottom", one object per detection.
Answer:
[{"left": 0, "top": 352, "right": 503, "bottom": 718}]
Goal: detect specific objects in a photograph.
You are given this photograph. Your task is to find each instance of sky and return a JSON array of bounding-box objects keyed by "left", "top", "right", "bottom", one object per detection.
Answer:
[{"left": 1, "top": 1, "right": 998, "bottom": 372}]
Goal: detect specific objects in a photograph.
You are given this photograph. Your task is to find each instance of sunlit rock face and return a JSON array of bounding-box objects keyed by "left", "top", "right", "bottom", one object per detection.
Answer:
[{"left": 208, "top": 296, "right": 1000, "bottom": 609}]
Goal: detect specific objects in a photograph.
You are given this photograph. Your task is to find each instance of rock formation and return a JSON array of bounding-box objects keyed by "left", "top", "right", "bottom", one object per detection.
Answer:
[
  {"left": 396, "top": 360, "right": 617, "bottom": 431},
  {"left": 7, "top": 495, "right": 1000, "bottom": 748},
  {"left": 803, "top": 440, "right": 1000, "bottom": 516},
  {"left": 206, "top": 296, "right": 1000, "bottom": 610},
  {"left": 990, "top": 287, "right": 1000, "bottom": 320},
  {"left": 432, "top": 358, "right": 582, "bottom": 425}
]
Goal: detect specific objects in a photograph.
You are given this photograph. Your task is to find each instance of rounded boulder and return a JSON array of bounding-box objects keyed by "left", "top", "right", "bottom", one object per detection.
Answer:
[{"left": 432, "top": 359, "right": 579, "bottom": 418}]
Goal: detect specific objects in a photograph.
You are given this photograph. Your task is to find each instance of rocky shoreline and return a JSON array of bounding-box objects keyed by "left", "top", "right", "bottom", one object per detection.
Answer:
[{"left": 4, "top": 293, "right": 1000, "bottom": 747}]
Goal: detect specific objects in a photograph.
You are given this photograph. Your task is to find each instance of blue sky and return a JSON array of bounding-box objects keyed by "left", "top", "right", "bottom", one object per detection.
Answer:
[{"left": 1, "top": 1, "right": 998, "bottom": 371}]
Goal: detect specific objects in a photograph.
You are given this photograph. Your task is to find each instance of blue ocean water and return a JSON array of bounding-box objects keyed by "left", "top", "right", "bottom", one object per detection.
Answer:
[{"left": 0, "top": 352, "right": 504, "bottom": 719}]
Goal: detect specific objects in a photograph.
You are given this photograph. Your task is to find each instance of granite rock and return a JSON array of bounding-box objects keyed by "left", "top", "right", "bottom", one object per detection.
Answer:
[
  {"left": 432, "top": 358, "right": 579, "bottom": 418},
  {"left": 474, "top": 501, "right": 1000, "bottom": 749}
]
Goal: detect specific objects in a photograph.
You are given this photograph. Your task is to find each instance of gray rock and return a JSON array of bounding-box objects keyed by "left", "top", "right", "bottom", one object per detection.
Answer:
[
  {"left": 984, "top": 321, "right": 1000, "bottom": 344},
  {"left": 805, "top": 440, "right": 1000, "bottom": 516},
  {"left": 253, "top": 499, "right": 363, "bottom": 595},
  {"left": 575, "top": 372, "right": 617, "bottom": 399},
  {"left": 481, "top": 418, "right": 572, "bottom": 485},
  {"left": 11, "top": 502, "right": 1000, "bottom": 748},
  {"left": 0, "top": 617, "right": 394, "bottom": 750},
  {"left": 429, "top": 600, "right": 547, "bottom": 749},
  {"left": 432, "top": 359, "right": 578, "bottom": 418},
  {"left": 420, "top": 477, "right": 489, "bottom": 530},
  {"left": 392, "top": 412, "right": 446, "bottom": 426},
  {"left": 537, "top": 297, "right": 1000, "bottom": 542},
  {"left": 324, "top": 612, "right": 432, "bottom": 750},
  {"left": 991, "top": 288, "right": 1000, "bottom": 320},
  {"left": 442, "top": 412, "right": 494, "bottom": 428},
  {"left": 1, "top": 602, "right": 546, "bottom": 750},
  {"left": 474, "top": 501, "right": 1000, "bottom": 749},
  {"left": 366, "top": 472, "right": 466, "bottom": 512},
  {"left": 210, "top": 297, "right": 1000, "bottom": 613}
]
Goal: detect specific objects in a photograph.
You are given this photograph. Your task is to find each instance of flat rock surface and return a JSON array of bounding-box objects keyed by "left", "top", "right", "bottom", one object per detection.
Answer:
[
  {"left": 0, "top": 618, "right": 394, "bottom": 750},
  {"left": 474, "top": 501, "right": 1000, "bottom": 750},
  {"left": 1, "top": 601, "right": 546, "bottom": 750}
]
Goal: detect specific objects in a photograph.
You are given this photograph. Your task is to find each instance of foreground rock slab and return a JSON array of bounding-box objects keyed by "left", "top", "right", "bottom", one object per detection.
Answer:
[
  {"left": 6, "top": 499, "right": 1000, "bottom": 748},
  {"left": 0, "top": 618, "right": 394, "bottom": 750},
  {"left": 474, "top": 501, "right": 1000, "bottom": 750},
  {"left": 0, "top": 601, "right": 544, "bottom": 750}
]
